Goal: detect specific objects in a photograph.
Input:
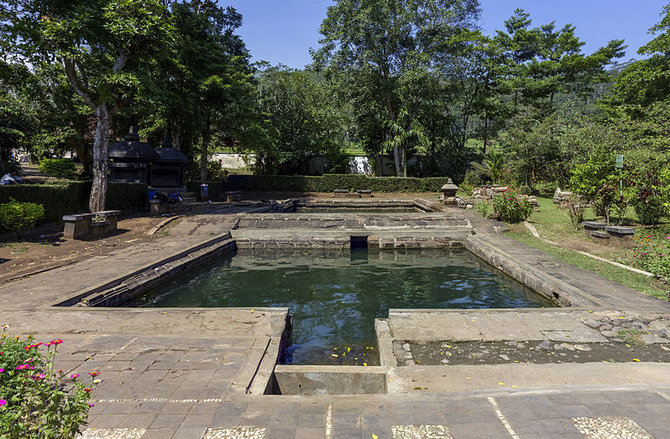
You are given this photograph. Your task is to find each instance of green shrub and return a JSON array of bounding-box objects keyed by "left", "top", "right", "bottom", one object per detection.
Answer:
[
  {"left": 0, "top": 182, "right": 146, "bottom": 222},
  {"left": 633, "top": 234, "right": 670, "bottom": 281},
  {"left": 518, "top": 185, "right": 532, "bottom": 195},
  {"left": 0, "top": 199, "right": 45, "bottom": 235},
  {"left": 492, "top": 187, "right": 533, "bottom": 223},
  {"left": 634, "top": 198, "right": 667, "bottom": 226},
  {"left": 476, "top": 201, "right": 492, "bottom": 218},
  {"left": 207, "top": 161, "right": 229, "bottom": 181},
  {"left": 0, "top": 325, "right": 98, "bottom": 437},
  {"left": 38, "top": 159, "right": 79, "bottom": 180},
  {"left": 0, "top": 157, "right": 21, "bottom": 176}
]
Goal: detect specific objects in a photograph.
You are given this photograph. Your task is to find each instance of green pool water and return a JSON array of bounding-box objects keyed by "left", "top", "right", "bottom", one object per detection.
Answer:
[{"left": 129, "top": 249, "right": 554, "bottom": 365}]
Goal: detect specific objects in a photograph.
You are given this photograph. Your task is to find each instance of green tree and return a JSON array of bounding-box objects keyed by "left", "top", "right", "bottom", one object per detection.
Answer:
[
  {"left": 256, "top": 66, "right": 348, "bottom": 175},
  {"left": 1, "top": 0, "right": 172, "bottom": 211},
  {"left": 314, "top": 0, "right": 480, "bottom": 177}
]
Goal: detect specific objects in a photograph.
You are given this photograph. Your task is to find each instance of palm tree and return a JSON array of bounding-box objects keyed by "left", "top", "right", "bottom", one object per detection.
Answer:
[
  {"left": 383, "top": 109, "right": 429, "bottom": 177},
  {"left": 472, "top": 149, "right": 507, "bottom": 184}
]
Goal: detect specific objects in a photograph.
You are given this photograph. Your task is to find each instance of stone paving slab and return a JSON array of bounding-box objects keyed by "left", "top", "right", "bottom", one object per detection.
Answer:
[
  {"left": 76, "top": 388, "right": 670, "bottom": 438},
  {"left": 387, "top": 309, "right": 606, "bottom": 342},
  {"left": 390, "top": 363, "right": 670, "bottom": 393}
]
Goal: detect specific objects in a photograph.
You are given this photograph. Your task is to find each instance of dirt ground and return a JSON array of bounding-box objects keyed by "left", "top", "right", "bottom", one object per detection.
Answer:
[
  {"left": 404, "top": 340, "right": 670, "bottom": 366},
  {"left": 0, "top": 214, "right": 167, "bottom": 285}
]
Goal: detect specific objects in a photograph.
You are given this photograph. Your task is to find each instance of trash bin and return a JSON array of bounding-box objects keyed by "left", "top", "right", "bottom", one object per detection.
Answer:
[
  {"left": 199, "top": 183, "right": 209, "bottom": 201},
  {"left": 146, "top": 189, "right": 157, "bottom": 211}
]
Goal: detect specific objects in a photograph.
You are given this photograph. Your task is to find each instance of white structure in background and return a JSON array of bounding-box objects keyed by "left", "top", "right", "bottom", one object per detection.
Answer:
[
  {"left": 213, "top": 152, "right": 375, "bottom": 175},
  {"left": 349, "top": 156, "right": 372, "bottom": 175},
  {"left": 211, "top": 153, "right": 255, "bottom": 170}
]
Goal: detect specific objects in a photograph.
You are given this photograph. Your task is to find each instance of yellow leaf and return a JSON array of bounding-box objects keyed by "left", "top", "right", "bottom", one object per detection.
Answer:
[
  {"left": 633, "top": 359, "right": 640, "bottom": 362},
  {"left": 498, "top": 382, "right": 506, "bottom": 386},
  {"left": 372, "top": 434, "right": 378, "bottom": 439}
]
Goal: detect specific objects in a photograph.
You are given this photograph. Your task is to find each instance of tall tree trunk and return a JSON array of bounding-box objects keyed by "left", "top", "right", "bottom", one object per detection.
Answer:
[
  {"left": 393, "top": 145, "right": 402, "bottom": 177},
  {"left": 483, "top": 114, "right": 489, "bottom": 155},
  {"left": 200, "top": 123, "right": 211, "bottom": 181},
  {"left": 89, "top": 103, "right": 110, "bottom": 212},
  {"left": 400, "top": 146, "right": 407, "bottom": 177}
]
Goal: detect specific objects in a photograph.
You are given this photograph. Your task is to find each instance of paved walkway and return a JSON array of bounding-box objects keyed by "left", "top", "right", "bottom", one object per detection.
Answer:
[{"left": 1, "top": 204, "right": 669, "bottom": 438}]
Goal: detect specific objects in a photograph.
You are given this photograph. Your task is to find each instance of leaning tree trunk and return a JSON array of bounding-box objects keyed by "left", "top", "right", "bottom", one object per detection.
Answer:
[
  {"left": 89, "top": 103, "right": 110, "bottom": 212},
  {"left": 200, "top": 124, "right": 211, "bottom": 182}
]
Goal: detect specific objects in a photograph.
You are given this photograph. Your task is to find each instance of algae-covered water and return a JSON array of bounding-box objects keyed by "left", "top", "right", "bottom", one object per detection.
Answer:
[{"left": 130, "top": 249, "right": 553, "bottom": 365}]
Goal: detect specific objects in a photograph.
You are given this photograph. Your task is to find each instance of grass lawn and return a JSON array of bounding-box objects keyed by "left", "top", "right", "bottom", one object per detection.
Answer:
[{"left": 504, "top": 195, "right": 670, "bottom": 301}]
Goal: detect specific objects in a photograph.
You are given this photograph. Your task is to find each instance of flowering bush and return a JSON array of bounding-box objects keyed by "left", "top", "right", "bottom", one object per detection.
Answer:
[
  {"left": 0, "top": 326, "right": 98, "bottom": 438},
  {"left": 632, "top": 235, "right": 670, "bottom": 282},
  {"left": 492, "top": 187, "right": 534, "bottom": 223}
]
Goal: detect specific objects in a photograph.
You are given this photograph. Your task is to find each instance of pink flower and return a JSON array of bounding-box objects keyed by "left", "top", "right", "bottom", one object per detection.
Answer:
[
  {"left": 47, "top": 339, "right": 63, "bottom": 346},
  {"left": 70, "top": 374, "right": 80, "bottom": 380},
  {"left": 89, "top": 403, "right": 95, "bottom": 407},
  {"left": 0, "top": 369, "right": 4, "bottom": 373},
  {"left": 0, "top": 400, "right": 6, "bottom": 406},
  {"left": 89, "top": 372, "right": 100, "bottom": 377},
  {"left": 84, "top": 388, "right": 93, "bottom": 393}
]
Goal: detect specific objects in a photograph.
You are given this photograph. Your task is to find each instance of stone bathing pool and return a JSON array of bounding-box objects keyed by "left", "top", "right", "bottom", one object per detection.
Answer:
[
  {"left": 60, "top": 202, "right": 595, "bottom": 394},
  {"left": 126, "top": 248, "right": 554, "bottom": 366}
]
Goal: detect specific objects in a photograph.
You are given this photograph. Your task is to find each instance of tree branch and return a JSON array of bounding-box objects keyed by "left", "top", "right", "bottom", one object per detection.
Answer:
[
  {"left": 112, "top": 48, "right": 130, "bottom": 72},
  {"left": 62, "top": 58, "right": 95, "bottom": 108}
]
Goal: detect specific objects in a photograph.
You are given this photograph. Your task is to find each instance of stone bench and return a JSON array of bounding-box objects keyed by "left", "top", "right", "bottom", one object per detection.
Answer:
[
  {"left": 605, "top": 226, "right": 636, "bottom": 248},
  {"left": 357, "top": 189, "right": 373, "bottom": 198},
  {"left": 582, "top": 221, "right": 607, "bottom": 239},
  {"left": 333, "top": 189, "right": 349, "bottom": 198},
  {"left": 63, "top": 210, "right": 122, "bottom": 240},
  {"left": 225, "top": 190, "right": 242, "bottom": 203},
  {"left": 582, "top": 222, "right": 635, "bottom": 247}
]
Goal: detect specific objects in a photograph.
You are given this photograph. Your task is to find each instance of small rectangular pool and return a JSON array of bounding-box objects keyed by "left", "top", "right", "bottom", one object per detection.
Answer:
[{"left": 126, "top": 249, "right": 554, "bottom": 365}]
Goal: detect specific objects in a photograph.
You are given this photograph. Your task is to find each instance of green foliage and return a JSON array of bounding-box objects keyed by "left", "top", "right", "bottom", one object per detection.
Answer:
[
  {"left": 255, "top": 67, "right": 348, "bottom": 175},
  {"left": 633, "top": 234, "right": 670, "bottom": 281},
  {"left": 492, "top": 187, "right": 534, "bottom": 223},
  {"left": 558, "top": 195, "right": 586, "bottom": 230},
  {"left": 471, "top": 149, "right": 508, "bottom": 184},
  {"left": 476, "top": 201, "right": 493, "bottom": 219},
  {"left": 0, "top": 199, "right": 45, "bottom": 235},
  {"left": 0, "top": 326, "right": 98, "bottom": 437},
  {"left": 38, "top": 159, "right": 78, "bottom": 180},
  {"left": 0, "top": 157, "right": 21, "bottom": 176},
  {"left": 207, "top": 161, "right": 229, "bottom": 182},
  {"left": 0, "top": 182, "right": 146, "bottom": 222},
  {"left": 314, "top": 0, "right": 482, "bottom": 177},
  {"left": 219, "top": 175, "right": 450, "bottom": 193}
]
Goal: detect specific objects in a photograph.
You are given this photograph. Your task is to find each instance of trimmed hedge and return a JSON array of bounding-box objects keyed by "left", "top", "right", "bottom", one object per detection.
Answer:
[
  {"left": 0, "top": 181, "right": 147, "bottom": 222},
  {"left": 218, "top": 174, "right": 450, "bottom": 193},
  {"left": 39, "top": 158, "right": 79, "bottom": 180}
]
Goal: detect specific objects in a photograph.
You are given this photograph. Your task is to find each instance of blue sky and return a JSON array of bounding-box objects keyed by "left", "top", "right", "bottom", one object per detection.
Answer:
[{"left": 224, "top": 0, "right": 666, "bottom": 68}]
